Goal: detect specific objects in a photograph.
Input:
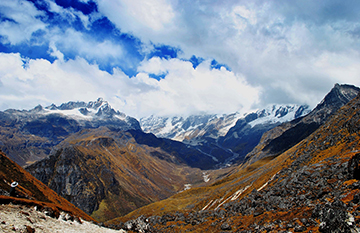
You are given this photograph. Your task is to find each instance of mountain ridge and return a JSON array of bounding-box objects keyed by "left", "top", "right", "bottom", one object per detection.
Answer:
[
  {"left": 140, "top": 104, "right": 310, "bottom": 143},
  {"left": 140, "top": 104, "right": 310, "bottom": 166}
]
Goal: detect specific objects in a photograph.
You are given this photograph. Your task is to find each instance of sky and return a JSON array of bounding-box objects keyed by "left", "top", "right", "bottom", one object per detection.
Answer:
[{"left": 1, "top": 0, "right": 360, "bottom": 118}]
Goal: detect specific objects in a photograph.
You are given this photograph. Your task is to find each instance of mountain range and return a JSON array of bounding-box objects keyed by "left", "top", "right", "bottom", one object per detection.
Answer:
[
  {"left": 1, "top": 83, "right": 360, "bottom": 232},
  {"left": 141, "top": 104, "right": 311, "bottom": 166},
  {"left": 106, "top": 84, "right": 360, "bottom": 232},
  {"left": 141, "top": 104, "right": 310, "bottom": 143}
]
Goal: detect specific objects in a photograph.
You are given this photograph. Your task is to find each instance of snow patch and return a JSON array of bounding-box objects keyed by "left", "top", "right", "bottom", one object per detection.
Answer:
[
  {"left": 202, "top": 184, "right": 252, "bottom": 211},
  {"left": 202, "top": 172, "right": 210, "bottom": 183},
  {"left": 43, "top": 108, "right": 94, "bottom": 120},
  {"left": 257, "top": 173, "right": 278, "bottom": 192},
  {"left": 230, "top": 185, "right": 251, "bottom": 201},
  {"left": 179, "top": 184, "right": 192, "bottom": 193}
]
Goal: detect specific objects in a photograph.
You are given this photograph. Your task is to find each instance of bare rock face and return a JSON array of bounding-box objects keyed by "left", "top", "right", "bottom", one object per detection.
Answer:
[{"left": 26, "top": 146, "right": 116, "bottom": 215}]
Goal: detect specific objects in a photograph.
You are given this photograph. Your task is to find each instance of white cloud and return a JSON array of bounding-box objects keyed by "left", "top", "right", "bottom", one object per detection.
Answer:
[
  {"left": 130, "top": 57, "right": 260, "bottom": 116},
  {"left": 95, "top": 0, "right": 177, "bottom": 41},
  {"left": 44, "top": 0, "right": 92, "bottom": 29},
  {"left": 93, "top": 0, "right": 360, "bottom": 111},
  {"left": 0, "top": 0, "right": 47, "bottom": 45},
  {"left": 0, "top": 53, "right": 125, "bottom": 110},
  {"left": 2, "top": 1, "right": 360, "bottom": 117},
  {"left": 230, "top": 5, "right": 257, "bottom": 31},
  {"left": 47, "top": 28, "right": 124, "bottom": 62},
  {"left": 0, "top": 53, "right": 260, "bottom": 118}
]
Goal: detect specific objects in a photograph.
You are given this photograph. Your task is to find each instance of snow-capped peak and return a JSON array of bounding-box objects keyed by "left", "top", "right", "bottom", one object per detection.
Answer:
[
  {"left": 43, "top": 98, "right": 126, "bottom": 120},
  {"left": 140, "top": 104, "right": 310, "bottom": 142},
  {"left": 247, "top": 104, "right": 310, "bottom": 127}
]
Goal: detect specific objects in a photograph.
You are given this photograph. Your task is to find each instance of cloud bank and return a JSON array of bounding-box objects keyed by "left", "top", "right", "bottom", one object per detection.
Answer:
[{"left": 1, "top": 0, "right": 360, "bottom": 117}]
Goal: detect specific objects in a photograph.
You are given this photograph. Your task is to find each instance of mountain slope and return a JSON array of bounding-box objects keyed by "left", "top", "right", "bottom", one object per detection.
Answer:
[
  {"left": 26, "top": 127, "right": 206, "bottom": 222},
  {"left": 108, "top": 89, "right": 360, "bottom": 232},
  {"left": 246, "top": 83, "right": 360, "bottom": 163},
  {"left": 0, "top": 150, "right": 93, "bottom": 222}
]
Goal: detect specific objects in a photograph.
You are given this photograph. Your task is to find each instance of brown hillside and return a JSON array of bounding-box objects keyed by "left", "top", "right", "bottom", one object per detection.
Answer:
[{"left": 26, "top": 127, "right": 205, "bottom": 222}]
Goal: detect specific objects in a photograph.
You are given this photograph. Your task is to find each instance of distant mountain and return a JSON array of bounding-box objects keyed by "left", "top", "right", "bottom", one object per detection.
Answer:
[
  {"left": 0, "top": 98, "right": 140, "bottom": 166},
  {"left": 141, "top": 114, "right": 235, "bottom": 142},
  {"left": 246, "top": 83, "right": 360, "bottom": 163},
  {"left": 141, "top": 104, "right": 310, "bottom": 164},
  {"left": 141, "top": 104, "right": 309, "bottom": 143},
  {"left": 217, "top": 104, "right": 310, "bottom": 162}
]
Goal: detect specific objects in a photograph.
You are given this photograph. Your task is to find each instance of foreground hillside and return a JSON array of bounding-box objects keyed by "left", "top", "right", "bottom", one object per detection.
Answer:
[
  {"left": 0, "top": 150, "right": 94, "bottom": 222},
  {"left": 0, "top": 151, "right": 116, "bottom": 232},
  {"left": 107, "top": 91, "right": 360, "bottom": 232}
]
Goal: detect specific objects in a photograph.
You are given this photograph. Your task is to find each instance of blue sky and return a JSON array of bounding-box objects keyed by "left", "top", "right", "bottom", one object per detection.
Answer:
[{"left": 1, "top": 0, "right": 360, "bottom": 118}]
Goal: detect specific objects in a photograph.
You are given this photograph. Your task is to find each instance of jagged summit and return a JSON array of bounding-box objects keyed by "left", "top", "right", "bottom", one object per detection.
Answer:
[
  {"left": 314, "top": 83, "right": 360, "bottom": 113},
  {"left": 44, "top": 98, "right": 126, "bottom": 119},
  {"left": 244, "top": 104, "right": 310, "bottom": 127}
]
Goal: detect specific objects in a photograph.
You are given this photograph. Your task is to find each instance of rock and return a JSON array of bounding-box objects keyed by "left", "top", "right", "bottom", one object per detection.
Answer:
[
  {"left": 25, "top": 226, "right": 35, "bottom": 233},
  {"left": 294, "top": 224, "right": 306, "bottom": 232},
  {"left": 348, "top": 153, "right": 360, "bottom": 180},
  {"left": 314, "top": 199, "right": 357, "bottom": 233},
  {"left": 353, "top": 194, "right": 360, "bottom": 204},
  {"left": 125, "top": 216, "right": 150, "bottom": 233},
  {"left": 220, "top": 222, "right": 232, "bottom": 231}
]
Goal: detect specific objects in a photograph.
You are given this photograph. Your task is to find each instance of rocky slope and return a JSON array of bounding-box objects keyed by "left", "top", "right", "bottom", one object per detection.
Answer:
[
  {"left": 246, "top": 83, "right": 360, "bottom": 163},
  {"left": 107, "top": 89, "right": 360, "bottom": 232},
  {"left": 0, "top": 98, "right": 140, "bottom": 166},
  {"left": 0, "top": 204, "right": 125, "bottom": 233},
  {"left": 26, "top": 127, "right": 206, "bottom": 222}
]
